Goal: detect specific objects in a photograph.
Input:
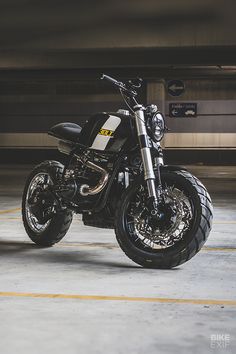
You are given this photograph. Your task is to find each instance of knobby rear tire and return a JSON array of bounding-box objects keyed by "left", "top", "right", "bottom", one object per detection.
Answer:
[{"left": 22, "top": 160, "right": 73, "bottom": 247}]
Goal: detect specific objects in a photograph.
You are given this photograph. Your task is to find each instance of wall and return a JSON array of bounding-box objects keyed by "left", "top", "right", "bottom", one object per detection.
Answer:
[
  {"left": 148, "top": 79, "right": 236, "bottom": 150},
  {"left": 0, "top": 73, "right": 235, "bottom": 164}
]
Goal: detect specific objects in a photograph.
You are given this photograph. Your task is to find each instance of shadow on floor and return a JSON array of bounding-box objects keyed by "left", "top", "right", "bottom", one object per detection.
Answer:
[
  {"left": 0, "top": 240, "right": 180, "bottom": 272},
  {"left": 0, "top": 240, "right": 140, "bottom": 271}
]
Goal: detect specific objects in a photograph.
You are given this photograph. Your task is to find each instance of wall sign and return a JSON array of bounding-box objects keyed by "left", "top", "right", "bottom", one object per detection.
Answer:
[
  {"left": 167, "top": 80, "right": 185, "bottom": 96},
  {"left": 169, "top": 103, "right": 197, "bottom": 118}
]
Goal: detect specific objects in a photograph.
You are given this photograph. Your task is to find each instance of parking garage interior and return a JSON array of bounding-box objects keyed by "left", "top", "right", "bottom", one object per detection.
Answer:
[{"left": 0, "top": 1, "right": 236, "bottom": 354}]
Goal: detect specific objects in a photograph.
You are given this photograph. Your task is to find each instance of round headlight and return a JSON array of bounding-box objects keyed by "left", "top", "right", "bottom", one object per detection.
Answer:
[{"left": 148, "top": 112, "right": 165, "bottom": 142}]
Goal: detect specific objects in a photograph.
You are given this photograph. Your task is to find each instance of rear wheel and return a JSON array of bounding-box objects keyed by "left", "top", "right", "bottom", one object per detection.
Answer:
[
  {"left": 22, "top": 160, "right": 73, "bottom": 246},
  {"left": 115, "top": 169, "right": 213, "bottom": 268}
]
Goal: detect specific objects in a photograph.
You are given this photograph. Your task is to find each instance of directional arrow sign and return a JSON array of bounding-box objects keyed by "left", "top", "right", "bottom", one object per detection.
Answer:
[{"left": 167, "top": 80, "right": 185, "bottom": 97}]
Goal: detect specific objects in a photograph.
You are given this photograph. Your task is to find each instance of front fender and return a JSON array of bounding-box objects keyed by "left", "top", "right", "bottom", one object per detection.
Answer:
[
  {"left": 130, "top": 165, "right": 187, "bottom": 187},
  {"left": 160, "top": 165, "right": 187, "bottom": 173}
]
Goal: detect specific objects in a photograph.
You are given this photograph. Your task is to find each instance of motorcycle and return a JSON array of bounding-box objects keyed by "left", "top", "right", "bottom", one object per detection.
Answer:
[{"left": 22, "top": 74, "right": 213, "bottom": 268}]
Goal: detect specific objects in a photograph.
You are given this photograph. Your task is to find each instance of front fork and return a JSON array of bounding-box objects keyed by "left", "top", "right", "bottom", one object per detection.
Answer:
[{"left": 134, "top": 105, "right": 163, "bottom": 212}]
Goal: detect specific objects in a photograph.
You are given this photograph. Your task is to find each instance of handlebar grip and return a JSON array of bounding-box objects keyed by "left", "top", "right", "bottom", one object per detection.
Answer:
[
  {"left": 101, "top": 74, "right": 119, "bottom": 86},
  {"left": 101, "top": 73, "right": 137, "bottom": 96}
]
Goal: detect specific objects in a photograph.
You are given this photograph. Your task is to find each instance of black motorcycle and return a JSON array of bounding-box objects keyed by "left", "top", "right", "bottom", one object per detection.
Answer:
[{"left": 22, "top": 74, "right": 213, "bottom": 268}]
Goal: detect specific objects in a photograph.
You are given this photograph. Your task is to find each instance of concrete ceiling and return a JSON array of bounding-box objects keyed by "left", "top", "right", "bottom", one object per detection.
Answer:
[
  {"left": 0, "top": 0, "right": 235, "bottom": 49},
  {"left": 0, "top": 0, "right": 235, "bottom": 70}
]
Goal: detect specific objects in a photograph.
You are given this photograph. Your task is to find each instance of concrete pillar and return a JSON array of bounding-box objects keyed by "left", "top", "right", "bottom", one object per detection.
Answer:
[
  {"left": 147, "top": 80, "right": 166, "bottom": 114},
  {"left": 147, "top": 80, "right": 166, "bottom": 148}
]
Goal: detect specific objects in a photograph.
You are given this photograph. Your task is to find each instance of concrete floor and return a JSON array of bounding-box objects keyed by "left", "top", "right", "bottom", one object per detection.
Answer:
[{"left": 0, "top": 164, "right": 236, "bottom": 354}]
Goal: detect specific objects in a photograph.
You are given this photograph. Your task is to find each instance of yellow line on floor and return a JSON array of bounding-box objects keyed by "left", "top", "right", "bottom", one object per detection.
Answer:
[
  {"left": 0, "top": 240, "right": 235, "bottom": 252},
  {"left": 0, "top": 217, "right": 20, "bottom": 220},
  {"left": 0, "top": 208, "right": 21, "bottom": 215},
  {"left": 0, "top": 291, "right": 235, "bottom": 306},
  {"left": 58, "top": 242, "right": 117, "bottom": 249},
  {"left": 202, "top": 247, "right": 236, "bottom": 252},
  {"left": 214, "top": 221, "right": 236, "bottom": 224},
  {"left": 56, "top": 243, "right": 236, "bottom": 252}
]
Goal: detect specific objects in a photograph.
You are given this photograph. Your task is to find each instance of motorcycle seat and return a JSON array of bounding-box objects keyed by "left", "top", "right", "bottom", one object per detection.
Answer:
[{"left": 48, "top": 122, "right": 82, "bottom": 142}]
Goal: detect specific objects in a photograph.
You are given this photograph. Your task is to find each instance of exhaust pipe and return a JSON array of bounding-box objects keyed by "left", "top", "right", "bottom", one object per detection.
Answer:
[{"left": 76, "top": 156, "right": 109, "bottom": 196}]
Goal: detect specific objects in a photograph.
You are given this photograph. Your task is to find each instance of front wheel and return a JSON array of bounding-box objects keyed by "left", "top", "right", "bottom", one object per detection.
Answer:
[{"left": 115, "top": 169, "right": 213, "bottom": 269}]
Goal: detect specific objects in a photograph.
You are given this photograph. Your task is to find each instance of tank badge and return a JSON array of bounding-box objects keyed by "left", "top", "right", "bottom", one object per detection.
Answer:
[
  {"left": 90, "top": 115, "right": 121, "bottom": 150},
  {"left": 98, "top": 129, "right": 114, "bottom": 137}
]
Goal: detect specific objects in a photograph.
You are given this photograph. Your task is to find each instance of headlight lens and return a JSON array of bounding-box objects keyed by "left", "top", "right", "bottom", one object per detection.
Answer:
[{"left": 148, "top": 112, "right": 165, "bottom": 142}]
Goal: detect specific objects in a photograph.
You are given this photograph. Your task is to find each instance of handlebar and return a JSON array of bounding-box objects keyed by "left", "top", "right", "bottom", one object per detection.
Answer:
[
  {"left": 101, "top": 73, "right": 137, "bottom": 97},
  {"left": 101, "top": 74, "right": 121, "bottom": 86}
]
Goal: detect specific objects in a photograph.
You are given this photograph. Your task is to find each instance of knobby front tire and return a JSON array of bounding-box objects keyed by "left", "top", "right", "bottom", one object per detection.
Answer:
[{"left": 115, "top": 169, "right": 213, "bottom": 269}]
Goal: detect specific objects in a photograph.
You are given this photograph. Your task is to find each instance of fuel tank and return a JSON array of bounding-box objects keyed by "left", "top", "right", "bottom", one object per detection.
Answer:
[{"left": 78, "top": 111, "right": 136, "bottom": 153}]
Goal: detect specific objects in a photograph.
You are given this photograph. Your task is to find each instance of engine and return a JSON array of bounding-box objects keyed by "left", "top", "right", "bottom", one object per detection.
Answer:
[{"left": 55, "top": 152, "right": 111, "bottom": 204}]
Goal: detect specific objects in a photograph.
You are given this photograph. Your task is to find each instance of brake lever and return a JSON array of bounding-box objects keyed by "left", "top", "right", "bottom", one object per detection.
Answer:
[{"left": 128, "top": 78, "right": 143, "bottom": 89}]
